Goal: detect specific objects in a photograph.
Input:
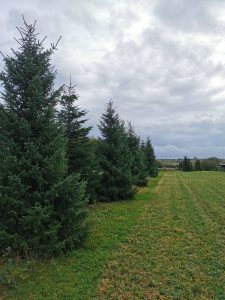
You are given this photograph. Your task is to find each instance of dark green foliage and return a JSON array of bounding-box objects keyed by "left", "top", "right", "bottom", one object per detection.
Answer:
[
  {"left": 0, "top": 19, "right": 87, "bottom": 256},
  {"left": 97, "top": 101, "right": 135, "bottom": 202},
  {"left": 58, "top": 80, "right": 96, "bottom": 200},
  {"left": 150, "top": 162, "right": 159, "bottom": 177},
  {"left": 181, "top": 156, "right": 193, "bottom": 171},
  {"left": 194, "top": 159, "right": 202, "bottom": 171},
  {"left": 126, "top": 122, "right": 148, "bottom": 186},
  {"left": 134, "top": 151, "right": 148, "bottom": 186},
  {"left": 86, "top": 138, "right": 101, "bottom": 203},
  {"left": 143, "top": 137, "right": 158, "bottom": 177},
  {"left": 58, "top": 80, "right": 91, "bottom": 177}
]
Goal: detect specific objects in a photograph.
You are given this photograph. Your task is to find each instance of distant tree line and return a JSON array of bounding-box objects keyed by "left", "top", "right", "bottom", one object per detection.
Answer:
[
  {"left": 0, "top": 19, "right": 158, "bottom": 256},
  {"left": 179, "top": 157, "right": 220, "bottom": 172}
]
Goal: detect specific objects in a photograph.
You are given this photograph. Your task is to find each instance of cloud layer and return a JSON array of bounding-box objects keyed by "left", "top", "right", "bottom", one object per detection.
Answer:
[{"left": 1, "top": 0, "right": 225, "bottom": 158}]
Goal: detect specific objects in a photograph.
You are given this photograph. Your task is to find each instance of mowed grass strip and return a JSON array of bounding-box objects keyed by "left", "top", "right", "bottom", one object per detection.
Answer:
[
  {"left": 0, "top": 175, "right": 161, "bottom": 300},
  {"left": 98, "top": 171, "right": 225, "bottom": 299}
]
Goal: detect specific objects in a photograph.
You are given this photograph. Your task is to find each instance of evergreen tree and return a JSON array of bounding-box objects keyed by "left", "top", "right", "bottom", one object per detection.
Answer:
[
  {"left": 58, "top": 79, "right": 96, "bottom": 200},
  {"left": 97, "top": 101, "right": 135, "bottom": 202},
  {"left": 59, "top": 79, "right": 91, "bottom": 176},
  {"left": 144, "top": 137, "right": 158, "bottom": 177},
  {"left": 181, "top": 156, "right": 193, "bottom": 171},
  {"left": 194, "top": 159, "right": 202, "bottom": 171},
  {"left": 126, "top": 122, "right": 148, "bottom": 186},
  {"left": 86, "top": 138, "right": 101, "bottom": 202},
  {"left": 140, "top": 140, "right": 145, "bottom": 151},
  {"left": 0, "top": 18, "right": 87, "bottom": 256}
]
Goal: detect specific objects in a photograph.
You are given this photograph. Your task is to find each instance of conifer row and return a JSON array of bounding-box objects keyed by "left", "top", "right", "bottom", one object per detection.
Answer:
[{"left": 0, "top": 19, "right": 158, "bottom": 256}]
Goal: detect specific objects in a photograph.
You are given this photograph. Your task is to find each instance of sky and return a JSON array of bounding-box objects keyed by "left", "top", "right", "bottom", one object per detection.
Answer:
[{"left": 1, "top": 0, "right": 225, "bottom": 158}]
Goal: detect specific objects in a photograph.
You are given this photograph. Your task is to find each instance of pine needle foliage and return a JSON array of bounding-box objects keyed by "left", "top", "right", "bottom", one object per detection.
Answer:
[
  {"left": 58, "top": 79, "right": 97, "bottom": 200},
  {"left": 181, "top": 156, "right": 193, "bottom": 172},
  {"left": 144, "top": 137, "right": 158, "bottom": 177},
  {"left": 59, "top": 79, "right": 92, "bottom": 177},
  {"left": 126, "top": 122, "right": 148, "bottom": 186},
  {"left": 0, "top": 18, "right": 88, "bottom": 257},
  {"left": 97, "top": 101, "right": 135, "bottom": 202}
]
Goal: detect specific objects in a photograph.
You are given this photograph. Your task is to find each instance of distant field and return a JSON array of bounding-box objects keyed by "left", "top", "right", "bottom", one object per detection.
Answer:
[
  {"left": 159, "top": 159, "right": 180, "bottom": 168},
  {"left": 1, "top": 171, "right": 225, "bottom": 299}
]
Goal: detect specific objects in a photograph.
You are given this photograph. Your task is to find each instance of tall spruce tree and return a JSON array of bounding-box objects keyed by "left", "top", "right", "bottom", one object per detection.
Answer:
[
  {"left": 0, "top": 18, "right": 87, "bottom": 256},
  {"left": 126, "top": 122, "right": 148, "bottom": 186},
  {"left": 59, "top": 79, "right": 91, "bottom": 176},
  {"left": 58, "top": 79, "right": 96, "bottom": 200},
  {"left": 97, "top": 101, "right": 135, "bottom": 201},
  {"left": 144, "top": 137, "right": 158, "bottom": 177}
]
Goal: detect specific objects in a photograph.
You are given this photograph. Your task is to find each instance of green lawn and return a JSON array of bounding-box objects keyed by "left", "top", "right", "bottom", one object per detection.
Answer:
[
  {"left": 0, "top": 175, "right": 161, "bottom": 299},
  {"left": 98, "top": 171, "right": 225, "bottom": 299},
  {"left": 1, "top": 171, "right": 225, "bottom": 299}
]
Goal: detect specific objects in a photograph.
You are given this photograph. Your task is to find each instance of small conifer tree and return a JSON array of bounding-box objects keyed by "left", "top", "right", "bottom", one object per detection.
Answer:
[
  {"left": 144, "top": 137, "right": 158, "bottom": 177},
  {"left": 97, "top": 101, "right": 135, "bottom": 201},
  {"left": 181, "top": 156, "right": 193, "bottom": 171},
  {"left": 59, "top": 78, "right": 91, "bottom": 176},
  {"left": 58, "top": 79, "right": 96, "bottom": 200},
  {"left": 126, "top": 122, "right": 148, "bottom": 186}
]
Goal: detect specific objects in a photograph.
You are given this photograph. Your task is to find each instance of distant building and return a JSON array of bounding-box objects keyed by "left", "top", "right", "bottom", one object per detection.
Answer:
[{"left": 219, "top": 162, "right": 225, "bottom": 171}]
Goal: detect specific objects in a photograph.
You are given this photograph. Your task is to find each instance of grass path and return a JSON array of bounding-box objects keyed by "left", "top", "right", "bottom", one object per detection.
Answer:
[
  {"left": 98, "top": 171, "right": 225, "bottom": 299},
  {"left": 0, "top": 175, "right": 161, "bottom": 299}
]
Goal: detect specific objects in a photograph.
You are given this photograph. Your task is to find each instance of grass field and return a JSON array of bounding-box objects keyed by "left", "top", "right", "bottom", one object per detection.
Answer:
[
  {"left": 1, "top": 171, "right": 225, "bottom": 299},
  {"left": 98, "top": 171, "right": 225, "bottom": 299}
]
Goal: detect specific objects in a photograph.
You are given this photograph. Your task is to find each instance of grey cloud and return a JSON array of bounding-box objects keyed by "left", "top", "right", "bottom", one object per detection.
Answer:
[
  {"left": 154, "top": 0, "right": 225, "bottom": 34},
  {"left": 1, "top": 0, "right": 225, "bottom": 158}
]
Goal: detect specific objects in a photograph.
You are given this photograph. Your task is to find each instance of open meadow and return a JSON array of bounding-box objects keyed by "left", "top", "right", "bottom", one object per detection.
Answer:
[{"left": 1, "top": 171, "right": 225, "bottom": 299}]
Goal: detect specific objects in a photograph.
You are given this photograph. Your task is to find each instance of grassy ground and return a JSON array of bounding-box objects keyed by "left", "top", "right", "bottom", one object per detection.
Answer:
[
  {"left": 98, "top": 171, "right": 225, "bottom": 299},
  {"left": 0, "top": 175, "right": 161, "bottom": 299},
  {"left": 1, "top": 171, "right": 225, "bottom": 299}
]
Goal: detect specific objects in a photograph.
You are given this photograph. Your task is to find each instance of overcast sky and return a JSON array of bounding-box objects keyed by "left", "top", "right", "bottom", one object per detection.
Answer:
[{"left": 1, "top": 0, "right": 225, "bottom": 158}]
